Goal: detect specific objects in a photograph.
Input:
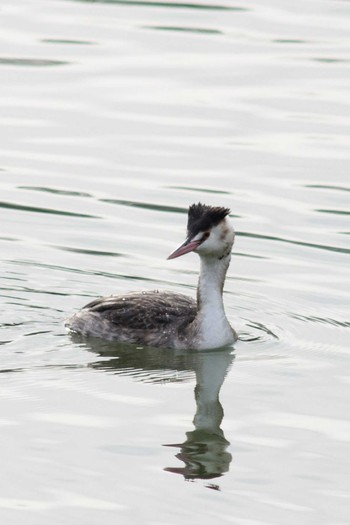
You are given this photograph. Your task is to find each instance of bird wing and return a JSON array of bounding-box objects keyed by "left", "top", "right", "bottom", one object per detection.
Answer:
[{"left": 82, "top": 290, "right": 197, "bottom": 331}]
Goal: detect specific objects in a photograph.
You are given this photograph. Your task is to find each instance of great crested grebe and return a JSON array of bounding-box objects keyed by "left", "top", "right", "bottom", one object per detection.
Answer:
[{"left": 65, "top": 203, "right": 237, "bottom": 350}]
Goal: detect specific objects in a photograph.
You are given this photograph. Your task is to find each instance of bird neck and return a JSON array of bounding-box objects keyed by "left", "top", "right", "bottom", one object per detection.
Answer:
[
  {"left": 197, "top": 253, "right": 230, "bottom": 320},
  {"left": 192, "top": 349, "right": 233, "bottom": 432}
]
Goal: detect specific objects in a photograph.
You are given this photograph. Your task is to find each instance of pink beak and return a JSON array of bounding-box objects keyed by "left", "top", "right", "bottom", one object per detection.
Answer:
[{"left": 167, "top": 238, "right": 201, "bottom": 260}]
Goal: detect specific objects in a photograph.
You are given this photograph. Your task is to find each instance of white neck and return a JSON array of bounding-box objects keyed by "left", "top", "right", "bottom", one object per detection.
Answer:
[
  {"left": 195, "top": 254, "right": 235, "bottom": 349},
  {"left": 193, "top": 350, "right": 233, "bottom": 432}
]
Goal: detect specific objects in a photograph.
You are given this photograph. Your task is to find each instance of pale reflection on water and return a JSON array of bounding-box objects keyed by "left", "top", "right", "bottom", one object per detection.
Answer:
[
  {"left": 164, "top": 350, "right": 233, "bottom": 485},
  {"left": 77, "top": 336, "right": 234, "bottom": 483}
]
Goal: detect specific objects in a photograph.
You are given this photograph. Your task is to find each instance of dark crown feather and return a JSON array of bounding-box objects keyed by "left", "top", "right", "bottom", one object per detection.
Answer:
[{"left": 187, "top": 203, "right": 231, "bottom": 238}]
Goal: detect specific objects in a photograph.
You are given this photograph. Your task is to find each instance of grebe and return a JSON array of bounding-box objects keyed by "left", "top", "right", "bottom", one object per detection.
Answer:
[{"left": 65, "top": 203, "right": 237, "bottom": 350}]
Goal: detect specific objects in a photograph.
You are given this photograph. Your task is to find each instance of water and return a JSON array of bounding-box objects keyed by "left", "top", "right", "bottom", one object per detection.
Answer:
[{"left": 1, "top": 0, "right": 350, "bottom": 523}]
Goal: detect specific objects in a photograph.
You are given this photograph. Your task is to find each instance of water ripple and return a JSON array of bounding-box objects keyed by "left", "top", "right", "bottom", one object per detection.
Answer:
[
  {"left": 57, "top": 246, "right": 124, "bottom": 258},
  {"left": 101, "top": 198, "right": 240, "bottom": 217},
  {"left": 238, "top": 231, "right": 350, "bottom": 255},
  {"left": 239, "top": 320, "right": 279, "bottom": 343},
  {"left": 305, "top": 185, "right": 350, "bottom": 193},
  {"left": 100, "top": 198, "right": 187, "bottom": 214},
  {"left": 18, "top": 186, "right": 93, "bottom": 198},
  {"left": 0, "top": 58, "right": 68, "bottom": 67},
  {"left": 166, "top": 185, "right": 231, "bottom": 195},
  {"left": 289, "top": 313, "right": 350, "bottom": 329},
  {"left": 41, "top": 39, "right": 95, "bottom": 46},
  {"left": 0, "top": 201, "right": 100, "bottom": 219},
  {"left": 72, "top": 0, "right": 248, "bottom": 11},
  {"left": 316, "top": 209, "right": 350, "bottom": 216},
  {"left": 143, "top": 26, "right": 222, "bottom": 35}
]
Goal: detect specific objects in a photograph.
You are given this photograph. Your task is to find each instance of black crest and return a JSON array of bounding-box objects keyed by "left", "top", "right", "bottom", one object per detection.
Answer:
[{"left": 187, "top": 203, "right": 230, "bottom": 238}]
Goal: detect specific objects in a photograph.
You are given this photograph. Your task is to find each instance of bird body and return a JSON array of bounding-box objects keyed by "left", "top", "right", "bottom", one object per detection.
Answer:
[
  {"left": 66, "top": 203, "right": 237, "bottom": 350},
  {"left": 67, "top": 290, "right": 197, "bottom": 348}
]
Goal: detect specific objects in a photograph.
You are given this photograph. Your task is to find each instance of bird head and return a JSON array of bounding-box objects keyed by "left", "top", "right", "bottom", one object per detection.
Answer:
[{"left": 167, "top": 203, "right": 234, "bottom": 260}]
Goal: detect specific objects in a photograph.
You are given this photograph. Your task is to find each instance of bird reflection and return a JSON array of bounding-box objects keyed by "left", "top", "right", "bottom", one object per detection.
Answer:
[
  {"left": 70, "top": 334, "right": 234, "bottom": 483},
  {"left": 164, "top": 349, "right": 233, "bottom": 484}
]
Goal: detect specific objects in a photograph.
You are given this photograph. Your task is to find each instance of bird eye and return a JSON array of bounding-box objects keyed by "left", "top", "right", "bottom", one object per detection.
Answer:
[{"left": 202, "top": 232, "right": 210, "bottom": 241}]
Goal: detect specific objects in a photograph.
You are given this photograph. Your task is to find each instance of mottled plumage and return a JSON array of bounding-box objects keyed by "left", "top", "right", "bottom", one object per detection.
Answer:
[{"left": 67, "top": 291, "right": 198, "bottom": 348}]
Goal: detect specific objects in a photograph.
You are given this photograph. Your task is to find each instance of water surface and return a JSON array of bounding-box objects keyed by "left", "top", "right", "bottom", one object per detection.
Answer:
[{"left": 1, "top": 0, "right": 350, "bottom": 524}]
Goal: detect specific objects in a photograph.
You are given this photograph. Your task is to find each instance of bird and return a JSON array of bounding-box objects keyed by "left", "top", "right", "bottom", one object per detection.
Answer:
[{"left": 65, "top": 203, "right": 237, "bottom": 350}]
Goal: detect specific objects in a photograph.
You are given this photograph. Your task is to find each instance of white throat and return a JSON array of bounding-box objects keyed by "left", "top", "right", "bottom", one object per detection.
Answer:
[{"left": 195, "top": 253, "right": 235, "bottom": 349}]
